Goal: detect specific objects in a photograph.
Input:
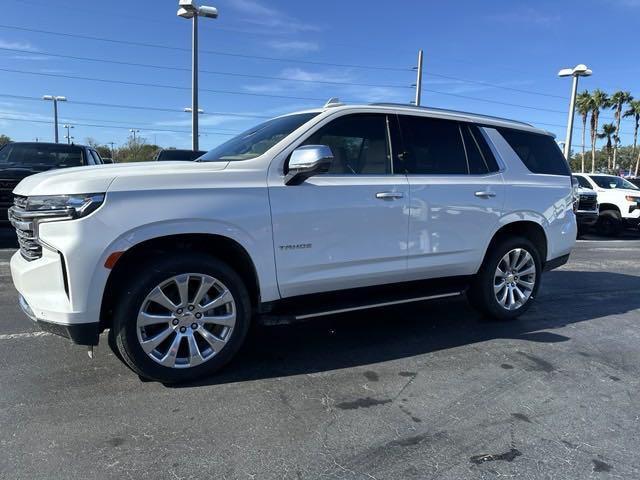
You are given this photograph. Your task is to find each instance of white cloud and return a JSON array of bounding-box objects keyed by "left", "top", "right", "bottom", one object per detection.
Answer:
[
  {"left": 487, "top": 8, "right": 560, "bottom": 27},
  {"left": 243, "top": 67, "right": 356, "bottom": 94},
  {"left": 0, "top": 39, "right": 37, "bottom": 51},
  {"left": 268, "top": 40, "right": 319, "bottom": 54},
  {"left": 226, "top": 0, "right": 321, "bottom": 33}
]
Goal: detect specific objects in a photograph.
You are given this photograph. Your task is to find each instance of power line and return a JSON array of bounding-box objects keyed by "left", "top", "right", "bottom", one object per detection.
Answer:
[
  {"left": 0, "top": 24, "right": 413, "bottom": 72},
  {"left": 0, "top": 116, "right": 236, "bottom": 136},
  {"left": 0, "top": 46, "right": 412, "bottom": 90},
  {"left": 426, "top": 72, "right": 565, "bottom": 99}
]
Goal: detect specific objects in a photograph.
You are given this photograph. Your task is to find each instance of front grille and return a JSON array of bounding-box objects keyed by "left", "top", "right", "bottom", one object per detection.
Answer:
[
  {"left": 0, "top": 179, "right": 19, "bottom": 207},
  {"left": 9, "top": 196, "right": 42, "bottom": 261},
  {"left": 578, "top": 194, "right": 598, "bottom": 212}
]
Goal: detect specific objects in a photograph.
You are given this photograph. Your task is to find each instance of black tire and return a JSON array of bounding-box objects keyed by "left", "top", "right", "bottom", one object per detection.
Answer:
[
  {"left": 467, "top": 236, "right": 542, "bottom": 321},
  {"left": 112, "top": 253, "right": 251, "bottom": 383},
  {"left": 596, "top": 210, "right": 622, "bottom": 237}
]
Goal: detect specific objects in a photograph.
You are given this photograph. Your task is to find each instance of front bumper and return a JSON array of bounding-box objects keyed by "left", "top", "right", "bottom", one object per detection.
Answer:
[
  {"left": 19, "top": 294, "right": 99, "bottom": 345},
  {"left": 576, "top": 210, "right": 599, "bottom": 226}
]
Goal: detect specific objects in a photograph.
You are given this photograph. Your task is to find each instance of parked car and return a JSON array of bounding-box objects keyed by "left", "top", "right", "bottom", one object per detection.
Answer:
[
  {"left": 573, "top": 173, "right": 640, "bottom": 236},
  {"left": 154, "top": 149, "right": 206, "bottom": 161},
  {"left": 0, "top": 142, "right": 103, "bottom": 224},
  {"left": 572, "top": 175, "right": 599, "bottom": 233},
  {"left": 8, "top": 103, "right": 576, "bottom": 382}
]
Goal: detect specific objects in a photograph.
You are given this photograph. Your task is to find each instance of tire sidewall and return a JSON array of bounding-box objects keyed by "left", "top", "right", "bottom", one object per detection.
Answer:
[
  {"left": 476, "top": 236, "right": 542, "bottom": 320},
  {"left": 113, "top": 254, "right": 251, "bottom": 383},
  {"left": 597, "top": 211, "right": 622, "bottom": 236}
]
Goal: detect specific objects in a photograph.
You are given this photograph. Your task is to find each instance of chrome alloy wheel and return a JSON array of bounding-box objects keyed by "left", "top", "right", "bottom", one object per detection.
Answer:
[
  {"left": 136, "top": 273, "right": 236, "bottom": 369},
  {"left": 493, "top": 248, "right": 536, "bottom": 311}
]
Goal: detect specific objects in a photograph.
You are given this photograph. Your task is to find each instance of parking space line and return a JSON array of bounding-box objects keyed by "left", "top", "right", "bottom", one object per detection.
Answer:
[{"left": 0, "top": 331, "right": 52, "bottom": 340}]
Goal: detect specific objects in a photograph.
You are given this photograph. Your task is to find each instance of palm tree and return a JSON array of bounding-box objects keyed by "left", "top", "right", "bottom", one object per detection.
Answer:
[
  {"left": 589, "top": 89, "right": 610, "bottom": 173},
  {"left": 598, "top": 123, "right": 617, "bottom": 171},
  {"left": 575, "top": 91, "right": 591, "bottom": 173},
  {"left": 624, "top": 99, "right": 640, "bottom": 176},
  {"left": 610, "top": 91, "right": 633, "bottom": 169}
]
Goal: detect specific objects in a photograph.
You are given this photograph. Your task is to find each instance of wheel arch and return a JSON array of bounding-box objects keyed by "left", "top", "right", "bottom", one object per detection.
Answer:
[
  {"left": 99, "top": 233, "right": 261, "bottom": 330},
  {"left": 598, "top": 203, "right": 621, "bottom": 213},
  {"left": 484, "top": 220, "right": 548, "bottom": 268}
]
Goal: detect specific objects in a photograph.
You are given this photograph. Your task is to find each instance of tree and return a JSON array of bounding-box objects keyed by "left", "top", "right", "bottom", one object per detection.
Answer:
[
  {"left": 610, "top": 91, "right": 633, "bottom": 170},
  {"left": 0, "top": 134, "right": 11, "bottom": 146},
  {"left": 598, "top": 123, "right": 617, "bottom": 170},
  {"left": 624, "top": 99, "right": 640, "bottom": 176},
  {"left": 589, "top": 89, "right": 609, "bottom": 173},
  {"left": 575, "top": 91, "right": 591, "bottom": 173}
]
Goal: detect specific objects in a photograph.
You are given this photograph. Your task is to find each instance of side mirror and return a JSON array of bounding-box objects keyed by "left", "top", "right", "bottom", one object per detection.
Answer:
[
  {"left": 285, "top": 145, "right": 333, "bottom": 186},
  {"left": 102, "top": 158, "right": 113, "bottom": 164}
]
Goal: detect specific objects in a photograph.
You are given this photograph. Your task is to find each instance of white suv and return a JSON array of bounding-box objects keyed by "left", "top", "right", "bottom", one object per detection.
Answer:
[
  {"left": 9, "top": 103, "right": 576, "bottom": 382},
  {"left": 573, "top": 173, "right": 640, "bottom": 236}
]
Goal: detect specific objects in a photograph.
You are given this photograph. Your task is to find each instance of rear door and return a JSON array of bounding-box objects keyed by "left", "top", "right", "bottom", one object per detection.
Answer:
[
  {"left": 395, "top": 115, "right": 505, "bottom": 279},
  {"left": 268, "top": 113, "right": 410, "bottom": 298}
]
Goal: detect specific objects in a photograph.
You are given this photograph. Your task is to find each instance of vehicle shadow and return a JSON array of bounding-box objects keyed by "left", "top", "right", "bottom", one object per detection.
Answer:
[
  {"left": 578, "top": 227, "right": 640, "bottom": 241},
  {"left": 168, "top": 270, "right": 640, "bottom": 388},
  {"left": 0, "top": 227, "right": 17, "bottom": 249}
]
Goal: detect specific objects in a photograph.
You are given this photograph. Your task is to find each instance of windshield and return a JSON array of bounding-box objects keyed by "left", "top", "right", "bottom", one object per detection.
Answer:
[
  {"left": 0, "top": 143, "right": 84, "bottom": 168},
  {"left": 157, "top": 150, "right": 206, "bottom": 161},
  {"left": 198, "top": 112, "right": 320, "bottom": 162},
  {"left": 590, "top": 175, "right": 639, "bottom": 190}
]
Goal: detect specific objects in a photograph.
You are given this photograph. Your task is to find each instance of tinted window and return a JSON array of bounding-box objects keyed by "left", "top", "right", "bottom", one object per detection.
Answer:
[
  {"left": 497, "top": 128, "right": 570, "bottom": 176},
  {"left": 302, "top": 114, "right": 390, "bottom": 174},
  {"left": 590, "top": 175, "right": 639, "bottom": 190},
  {"left": 0, "top": 143, "right": 83, "bottom": 167},
  {"left": 398, "top": 116, "right": 468, "bottom": 175},
  {"left": 470, "top": 126, "right": 499, "bottom": 172},
  {"left": 200, "top": 112, "right": 319, "bottom": 162},
  {"left": 157, "top": 150, "right": 206, "bottom": 161},
  {"left": 575, "top": 175, "right": 592, "bottom": 189},
  {"left": 461, "top": 125, "right": 488, "bottom": 174}
]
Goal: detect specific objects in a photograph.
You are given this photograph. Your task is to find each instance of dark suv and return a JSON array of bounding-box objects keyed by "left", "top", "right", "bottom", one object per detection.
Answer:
[{"left": 0, "top": 142, "right": 103, "bottom": 223}]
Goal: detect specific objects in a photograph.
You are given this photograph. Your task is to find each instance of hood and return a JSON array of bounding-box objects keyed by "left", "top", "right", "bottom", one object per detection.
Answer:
[{"left": 13, "top": 161, "right": 229, "bottom": 196}]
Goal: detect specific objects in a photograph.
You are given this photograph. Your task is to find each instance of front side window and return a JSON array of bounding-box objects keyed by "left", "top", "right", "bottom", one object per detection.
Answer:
[
  {"left": 497, "top": 128, "right": 570, "bottom": 176},
  {"left": 590, "top": 175, "right": 639, "bottom": 190},
  {"left": 199, "top": 112, "right": 319, "bottom": 162},
  {"left": 302, "top": 113, "right": 390, "bottom": 175},
  {"left": 397, "top": 115, "right": 468, "bottom": 175}
]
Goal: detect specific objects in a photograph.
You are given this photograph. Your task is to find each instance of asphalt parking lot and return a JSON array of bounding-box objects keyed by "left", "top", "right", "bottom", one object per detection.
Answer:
[{"left": 1, "top": 228, "right": 639, "bottom": 479}]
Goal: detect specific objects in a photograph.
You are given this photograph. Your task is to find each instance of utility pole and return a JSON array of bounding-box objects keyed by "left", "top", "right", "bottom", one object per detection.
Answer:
[
  {"left": 42, "top": 95, "right": 67, "bottom": 143},
  {"left": 63, "top": 124, "right": 74, "bottom": 144},
  {"left": 413, "top": 49, "right": 424, "bottom": 107},
  {"left": 108, "top": 142, "right": 116, "bottom": 162}
]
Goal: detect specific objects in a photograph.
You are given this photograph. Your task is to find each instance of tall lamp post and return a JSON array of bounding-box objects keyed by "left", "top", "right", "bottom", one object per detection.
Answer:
[
  {"left": 558, "top": 64, "right": 592, "bottom": 160},
  {"left": 177, "top": 0, "right": 218, "bottom": 152},
  {"left": 129, "top": 129, "right": 140, "bottom": 142},
  {"left": 63, "top": 124, "right": 74, "bottom": 144},
  {"left": 42, "top": 95, "right": 67, "bottom": 143}
]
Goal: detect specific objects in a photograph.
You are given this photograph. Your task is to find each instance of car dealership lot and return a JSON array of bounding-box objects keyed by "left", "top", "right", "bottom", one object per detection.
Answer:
[{"left": 1, "top": 230, "right": 639, "bottom": 479}]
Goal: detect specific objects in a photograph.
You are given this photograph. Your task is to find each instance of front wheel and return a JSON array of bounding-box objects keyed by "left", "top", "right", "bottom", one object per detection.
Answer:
[
  {"left": 112, "top": 253, "right": 251, "bottom": 383},
  {"left": 468, "top": 236, "right": 542, "bottom": 321},
  {"left": 596, "top": 210, "right": 622, "bottom": 237}
]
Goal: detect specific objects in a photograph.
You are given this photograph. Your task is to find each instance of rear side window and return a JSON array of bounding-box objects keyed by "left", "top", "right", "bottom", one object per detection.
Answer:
[
  {"left": 397, "top": 115, "right": 467, "bottom": 175},
  {"left": 497, "top": 128, "right": 570, "bottom": 176},
  {"left": 460, "top": 124, "right": 500, "bottom": 174}
]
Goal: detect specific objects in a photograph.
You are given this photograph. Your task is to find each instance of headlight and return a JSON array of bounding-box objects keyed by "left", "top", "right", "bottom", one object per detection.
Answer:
[
  {"left": 25, "top": 193, "right": 105, "bottom": 218},
  {"left": 625, "top": 195, "right": 640, "bottom": 203}
]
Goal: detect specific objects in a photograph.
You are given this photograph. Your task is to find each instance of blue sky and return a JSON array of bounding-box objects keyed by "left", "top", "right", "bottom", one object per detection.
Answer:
[{"left": 0, "top": 0, "right": 639, "bottom": 151}]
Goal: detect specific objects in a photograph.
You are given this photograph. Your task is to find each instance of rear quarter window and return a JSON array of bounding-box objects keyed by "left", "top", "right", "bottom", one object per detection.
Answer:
[{"left": 497, "top": 128, "right": 570, "bottom": 176}]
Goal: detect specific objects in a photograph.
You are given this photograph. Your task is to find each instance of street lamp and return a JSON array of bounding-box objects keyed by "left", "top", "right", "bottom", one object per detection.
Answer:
[
  {"left": 63, "top": 124, "right": 74, "bottom": 144},
  {"left": 177, "top": 0, "right": 218, "bottom": 152},
  {"left": 558, "top": 64, "right": 592, "bottom": 160},
  {"left": 129, "top": 129, "right": 140, "bottom": 142},
  {"left": 42, "top": 95, "right": 67, "bottom": 143}
]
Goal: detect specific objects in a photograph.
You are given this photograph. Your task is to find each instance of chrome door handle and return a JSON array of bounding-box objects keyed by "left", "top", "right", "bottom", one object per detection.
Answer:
[
  {"left": 376, "top": 191, "right": 404, "bottom": 200},
  {"left": 474, "top": 191, "right": 496, "bottom": 198}
]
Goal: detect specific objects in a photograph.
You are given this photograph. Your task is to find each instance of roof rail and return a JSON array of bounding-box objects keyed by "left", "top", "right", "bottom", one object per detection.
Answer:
[{"left": 369, "top": 102, "right": 532, "bottom": 127}]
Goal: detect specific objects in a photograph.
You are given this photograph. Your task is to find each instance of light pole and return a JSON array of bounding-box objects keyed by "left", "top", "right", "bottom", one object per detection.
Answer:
[
  {"left": 42, "top": 95, "right": 67, "bottom": 143},
  {"left": 177, "top": 0, "right": 218, "bottom": 152},
  {"left": 63, "top": 124, "right": 74, "bottom": 144},
  {"left": 129, "top": 129, "right": 140, "bottom": 142},
  {"left": 412, "top": 49, "right": 424, "bottom": 107},
  {"left": 558, "top": 64, "right": 592, "bottom": 160}
]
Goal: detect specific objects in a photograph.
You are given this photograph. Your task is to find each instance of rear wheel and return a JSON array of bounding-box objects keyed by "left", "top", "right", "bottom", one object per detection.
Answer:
[
  {"left": 112, "top": 253, "right": 251, "bottom": 383},
  {"left": 468, "top": 236, "right": 542, "bottom": 321},
  {"left": 596, "top": 210, "right": 622, "bottom": 237}
]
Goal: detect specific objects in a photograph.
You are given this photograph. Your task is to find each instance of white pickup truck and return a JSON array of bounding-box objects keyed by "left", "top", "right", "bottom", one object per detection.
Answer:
[
  {"left": 9, "top": 103, "right": 576, "bottom": 382},
  {"left": 574, "top": 173, "right": 640, "bottom": 236}
]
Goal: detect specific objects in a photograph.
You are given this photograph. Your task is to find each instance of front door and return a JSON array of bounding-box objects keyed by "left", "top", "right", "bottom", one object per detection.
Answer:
[{"left": 268, "top": 113, "right": 410, "bottom": 298}]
